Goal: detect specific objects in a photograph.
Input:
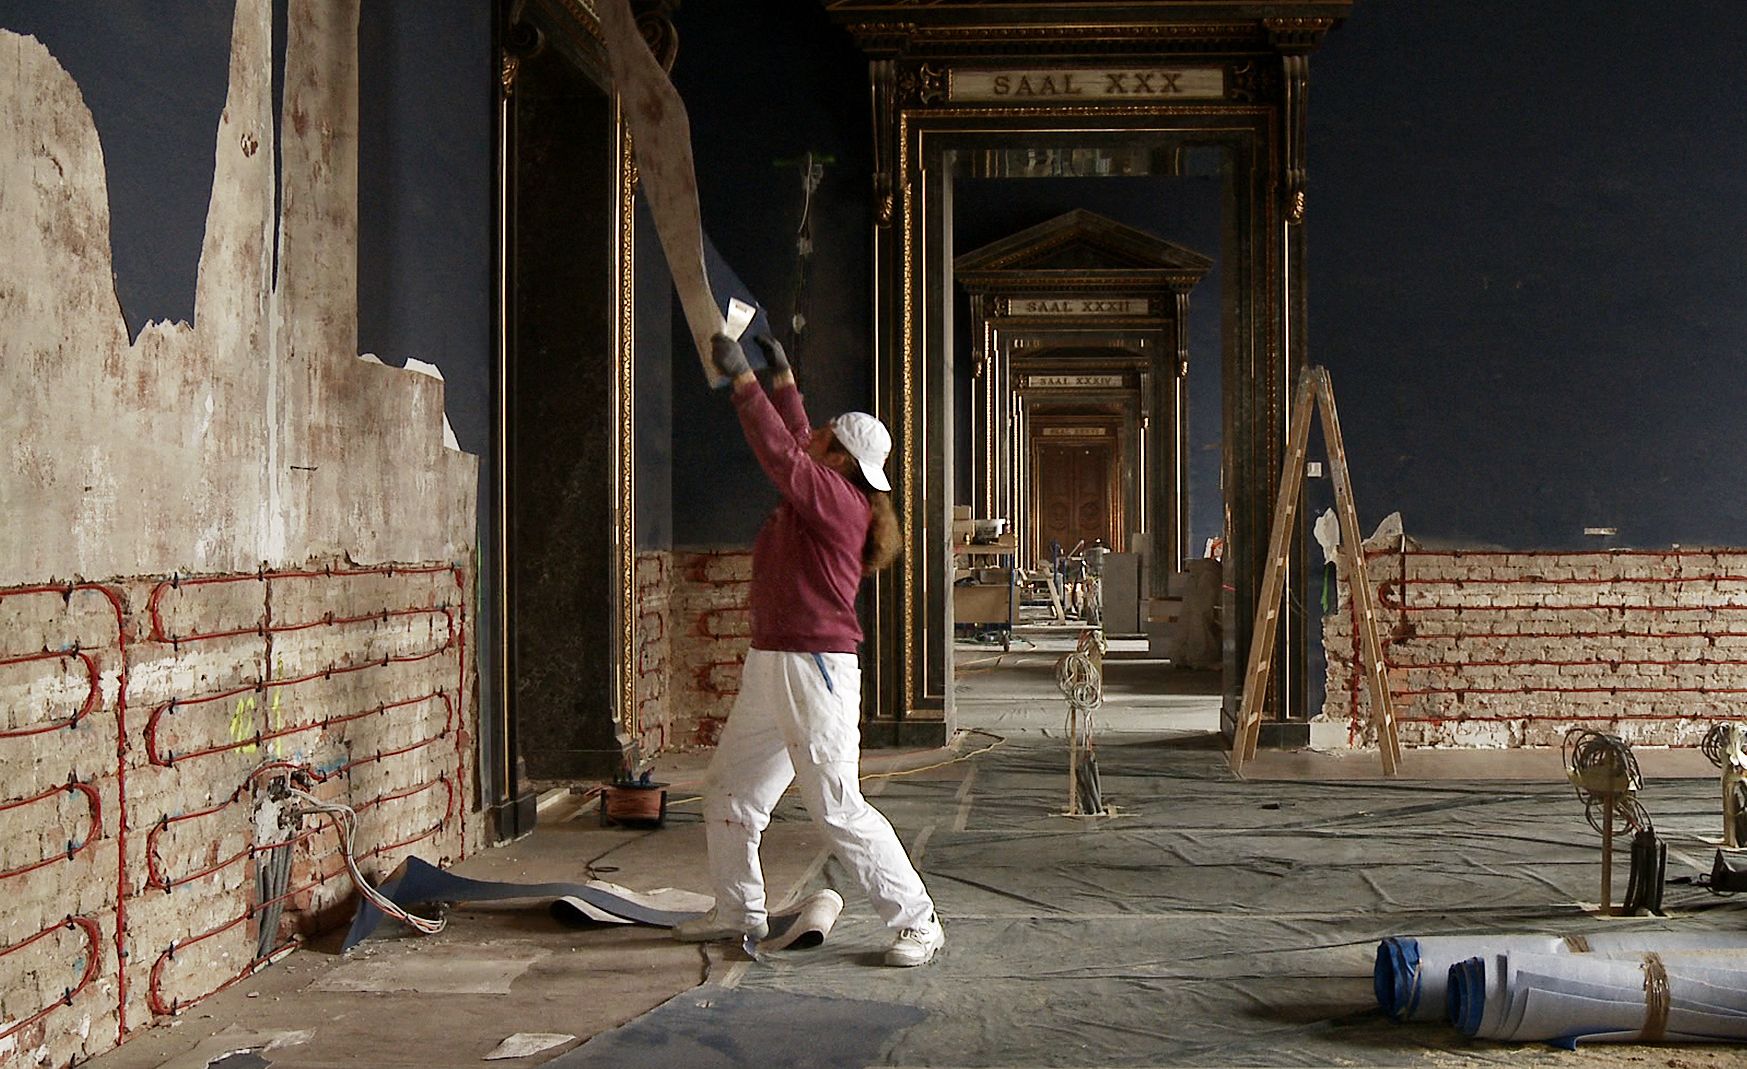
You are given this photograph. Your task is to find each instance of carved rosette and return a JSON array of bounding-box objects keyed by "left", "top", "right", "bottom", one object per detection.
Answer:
[{"left": 896, "top": 62, "right": 949, "bottom": 105}]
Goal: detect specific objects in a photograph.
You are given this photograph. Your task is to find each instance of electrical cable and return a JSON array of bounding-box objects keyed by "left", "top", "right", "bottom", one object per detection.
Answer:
[{"left": 288, "top": 786, "right": 445, "bottom": 935}]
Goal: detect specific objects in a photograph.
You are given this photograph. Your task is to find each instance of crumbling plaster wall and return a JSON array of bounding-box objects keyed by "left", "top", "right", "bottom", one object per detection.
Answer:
[
  {"left": 1, "top": 3, "right": 478, "bottom": 1065},
  {"left": 1325, "top": 524, "right": 1747, "bottom": 749}
]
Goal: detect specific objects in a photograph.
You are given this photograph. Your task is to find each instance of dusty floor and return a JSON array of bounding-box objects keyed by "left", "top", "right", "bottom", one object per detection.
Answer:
[{"left": 88, "top": 629, "right": 1747, "bottom": 1069}]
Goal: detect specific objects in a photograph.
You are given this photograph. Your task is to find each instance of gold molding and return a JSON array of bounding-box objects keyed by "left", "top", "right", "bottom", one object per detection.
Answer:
[
  {"left": 893, "top": 98, "right": 1284, "bottom": 716},
  {"left": 899, "top": 108, "right": 915, "bottom": 714},
  {"left": 616, "top": 114, "right": 637, "bottom": 742}
]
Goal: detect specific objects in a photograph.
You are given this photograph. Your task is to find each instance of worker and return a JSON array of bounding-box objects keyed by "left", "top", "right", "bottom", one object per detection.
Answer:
[{"left": 673, "top": 332, "right": 944, "bottom": 967}]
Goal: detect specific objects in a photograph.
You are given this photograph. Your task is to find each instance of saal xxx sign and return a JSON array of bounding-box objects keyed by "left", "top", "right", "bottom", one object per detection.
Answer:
[{"left": 951, "top": 68, "right": 1224, "bottom": 102}]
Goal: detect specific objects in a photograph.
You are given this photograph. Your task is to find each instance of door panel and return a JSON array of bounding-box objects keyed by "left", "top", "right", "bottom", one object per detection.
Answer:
[{"left": 1035, "top": 442, "right": 1115, "bottom": 555}]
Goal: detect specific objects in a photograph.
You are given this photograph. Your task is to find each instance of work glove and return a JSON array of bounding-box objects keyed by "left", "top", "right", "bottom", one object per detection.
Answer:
[
  {"left": 756, "top": 333, "right": 790, "bottom": 373},
  {"left": 711, "top": 333, "right": 751, "bottom": 380}
]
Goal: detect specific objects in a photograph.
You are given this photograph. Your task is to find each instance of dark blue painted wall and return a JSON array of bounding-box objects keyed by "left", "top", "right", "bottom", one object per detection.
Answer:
[
  {"left": 635, "top": 195, "right": 674, "bottom": 549},
  {"left": 1310, "top": 0, "right": 1747, "bottom": 549},
  {"left": 666, "top": 0, "right": 873, "bottom": 546},
  {"left": 3, "top": 0, "right": 235, "bottom": 340},
  {"left": 356, "top": 2, "right": 493, "bottom": 459}
]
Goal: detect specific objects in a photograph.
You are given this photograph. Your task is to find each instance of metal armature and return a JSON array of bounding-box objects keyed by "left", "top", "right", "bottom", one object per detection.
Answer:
[
  {"left": 1701, "top": 722, "right": 1747, "bottom": 848},
  {"left": 1564, "top": 728, "right": 1655, "bottom": 916},
  {"left": 1056, "top": 630, "right": 1108, "bottom": 816}
]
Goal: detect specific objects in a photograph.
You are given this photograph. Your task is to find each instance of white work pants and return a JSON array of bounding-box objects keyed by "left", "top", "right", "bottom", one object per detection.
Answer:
[{"left": 704, "top": 648, "right": 935, "bottom": 931}]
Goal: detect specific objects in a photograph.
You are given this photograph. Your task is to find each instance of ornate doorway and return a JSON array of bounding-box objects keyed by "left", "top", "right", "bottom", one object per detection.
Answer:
[{"left": 827, "top": 2, "right": 1352, "bottom": 746}]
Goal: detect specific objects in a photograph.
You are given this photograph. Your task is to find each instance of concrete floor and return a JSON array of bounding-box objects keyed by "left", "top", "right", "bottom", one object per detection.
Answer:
[{"left": 88, "top": 631, "right": 1747, "bottom": 1069}]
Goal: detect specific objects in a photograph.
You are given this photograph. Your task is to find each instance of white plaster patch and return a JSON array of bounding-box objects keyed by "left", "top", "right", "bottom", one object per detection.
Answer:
[
  {"left": 401, "top": 357, "right": 442, "bottom": 380},
  {"left": 73, "top": 448, "right": 119, "bottom": 567},
  {"left": 191, "top": 389, "right": 216, "bottom": 444}
]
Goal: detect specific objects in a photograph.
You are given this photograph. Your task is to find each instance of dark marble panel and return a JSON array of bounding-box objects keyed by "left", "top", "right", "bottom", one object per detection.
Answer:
[{"left": 507, "top": 46, "right": 621, "bottom": 780}]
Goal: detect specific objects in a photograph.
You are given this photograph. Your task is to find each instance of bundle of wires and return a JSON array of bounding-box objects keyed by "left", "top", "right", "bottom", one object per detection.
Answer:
[
  {"left": 289, "top": 787, "right": 445, "bottom": 936},
  {"left": 1055, "top": 632, "right": 1104, "bottom": 815}
]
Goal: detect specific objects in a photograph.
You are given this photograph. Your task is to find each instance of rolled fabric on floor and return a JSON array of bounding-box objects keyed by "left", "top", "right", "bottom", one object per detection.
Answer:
[
  {"left": 1448, "top": 950, "right": 1747, "bottom": 1045},
  {"left": 1375, "top": 935, "right": 1565, "bottom": 1021},
  {"left": 1375, "top": 931, "right": 1747, "bottom": 1023}
]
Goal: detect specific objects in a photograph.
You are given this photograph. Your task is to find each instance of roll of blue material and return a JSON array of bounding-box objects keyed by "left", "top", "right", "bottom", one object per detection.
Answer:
[
  {"left": 1376, "top": 934, "right": 1747, "bottom": 1045},
  {"left": 1373, "top": 934, "right": 1570, "bottom": 1023},
  {"left": 1446, "top": 955, "right": 1488, "bottom": 1037},
  {"left": 1373, "top": 936, "right": 1422, "bottom": 1021}
]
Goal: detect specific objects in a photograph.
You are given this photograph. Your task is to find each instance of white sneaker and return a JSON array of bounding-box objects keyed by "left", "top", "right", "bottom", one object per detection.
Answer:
[
  {"left": 884, "top": 914, "right": 944, "bottom": 967},
  {"left": 672, "top": 910, "right": 768, "bottom": 944}
]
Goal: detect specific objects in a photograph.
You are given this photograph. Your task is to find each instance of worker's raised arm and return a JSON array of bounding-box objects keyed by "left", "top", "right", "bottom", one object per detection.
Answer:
[
  {"left": 755, "top": 335, "right": 809, "bottom": 445},
  {"left": 713, "top": 335, "right": 862, "bottom": 530}
]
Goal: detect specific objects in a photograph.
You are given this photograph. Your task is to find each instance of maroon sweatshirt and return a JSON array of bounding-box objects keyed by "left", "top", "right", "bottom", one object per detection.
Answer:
[{"left": 731, "top": 379, "right": 869, "bottom": 653}]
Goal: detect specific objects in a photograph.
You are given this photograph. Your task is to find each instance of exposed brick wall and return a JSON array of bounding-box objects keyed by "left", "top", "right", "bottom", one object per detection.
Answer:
[
  {"left": 632, "top": 552, "right": 674, "bottom": 757},
  {"left": 1325, "top": 535, "right": 1747, "bottom": 747},
  {"left": 0, "top": 562, "right": 476, "bottom": 1064},
  {"left": 668, "top": 549, "right": 753, "bottom": 749}
]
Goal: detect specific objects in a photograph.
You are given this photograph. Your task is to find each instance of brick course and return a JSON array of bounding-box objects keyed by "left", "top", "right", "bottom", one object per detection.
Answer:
[
  {"left": 668, "top": 549, "right": 754, "bottom": 749},
  {"left": 1325, "top": 532, "right": 1747, "bottom": 748}
]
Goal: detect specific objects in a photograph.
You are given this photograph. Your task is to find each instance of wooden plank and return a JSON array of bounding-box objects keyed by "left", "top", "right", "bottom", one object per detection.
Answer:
[
  {"left": 1312, "top": 369, "right": 1401, "bottom": 775},
  {"left": 1230, "top": 372, "right": 1318, "bottom": 773}
]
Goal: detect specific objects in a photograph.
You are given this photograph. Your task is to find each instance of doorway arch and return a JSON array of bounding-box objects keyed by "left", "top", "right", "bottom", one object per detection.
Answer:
[{"left": 826, "top": 3, "right": 1351, "bottom": 746}]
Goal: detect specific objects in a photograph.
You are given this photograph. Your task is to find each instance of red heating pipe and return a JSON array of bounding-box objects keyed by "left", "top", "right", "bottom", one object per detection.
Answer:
[
  {"left": 0, "top": 650, "right": 100, "bottom": 738},
  {"left": 148, "top": 774, "right": 453, "bottom": 1016},
  {"left": 0, "top": 915, "right": 102, "bottom": 1044},
  {"left": 145, "top": 563, "right": 458, "bottom": 643},
  {"left": 0, "top": 781, "right": 101, "bottom": 882},
  {"left": 146, "top": 689, "right": 450, "bottom": 767}
]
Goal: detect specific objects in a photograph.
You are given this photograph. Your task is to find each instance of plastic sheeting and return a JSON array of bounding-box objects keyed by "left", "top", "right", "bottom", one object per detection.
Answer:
[{"left": 702, "top": 738, "right": 1747, "bottom": 1066}]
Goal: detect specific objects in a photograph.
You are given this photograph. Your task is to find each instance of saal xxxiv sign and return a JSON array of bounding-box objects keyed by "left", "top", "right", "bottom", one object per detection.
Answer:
[{"left": 950, "top": 68, "right": 1224, "bottom": 103}]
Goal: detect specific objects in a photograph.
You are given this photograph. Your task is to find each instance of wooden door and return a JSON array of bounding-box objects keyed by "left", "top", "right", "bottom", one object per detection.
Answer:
[{"left": 1035, "top": 442, "right": 1116, "bottom": 557}]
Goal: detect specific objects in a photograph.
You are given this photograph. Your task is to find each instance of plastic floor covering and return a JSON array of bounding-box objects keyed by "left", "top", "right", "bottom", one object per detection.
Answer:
[{"left": 559, "top": 736, "right": 1747, "bottom": 1068}]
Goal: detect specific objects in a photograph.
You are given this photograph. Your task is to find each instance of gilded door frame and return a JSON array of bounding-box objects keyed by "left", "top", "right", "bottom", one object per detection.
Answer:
[
  {"left": 490, "top": 0, "right": 638, "bottom": 818},
  {"left": 875, "top": 106, "right": 1296, "bottom": 739}
]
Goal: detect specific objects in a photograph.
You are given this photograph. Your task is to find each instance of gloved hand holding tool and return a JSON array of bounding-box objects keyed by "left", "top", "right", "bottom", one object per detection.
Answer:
[{"left": 712, "top": 333, "right": 753, "bottom": 383}]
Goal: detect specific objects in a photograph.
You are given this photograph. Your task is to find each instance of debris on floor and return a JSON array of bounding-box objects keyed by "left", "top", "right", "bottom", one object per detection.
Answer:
[{"left": 483, "top": 1033, "right": 577, "bottom": 1061}]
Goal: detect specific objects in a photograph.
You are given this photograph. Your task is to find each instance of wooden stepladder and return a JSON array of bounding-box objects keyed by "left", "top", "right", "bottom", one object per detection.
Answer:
[{"left": 1230, "top": 366, "right": 1402, "bottom": 777}]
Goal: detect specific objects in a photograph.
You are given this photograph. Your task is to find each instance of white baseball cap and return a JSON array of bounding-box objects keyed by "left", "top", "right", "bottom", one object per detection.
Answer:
[{"left": 829, "top": 412, "right": 892, "bottom": 492}]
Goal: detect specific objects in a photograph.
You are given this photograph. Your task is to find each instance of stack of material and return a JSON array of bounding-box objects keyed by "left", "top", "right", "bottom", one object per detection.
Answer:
[{"left": 1377, "top": 932, "right": 1747, "bottom": 1046}]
